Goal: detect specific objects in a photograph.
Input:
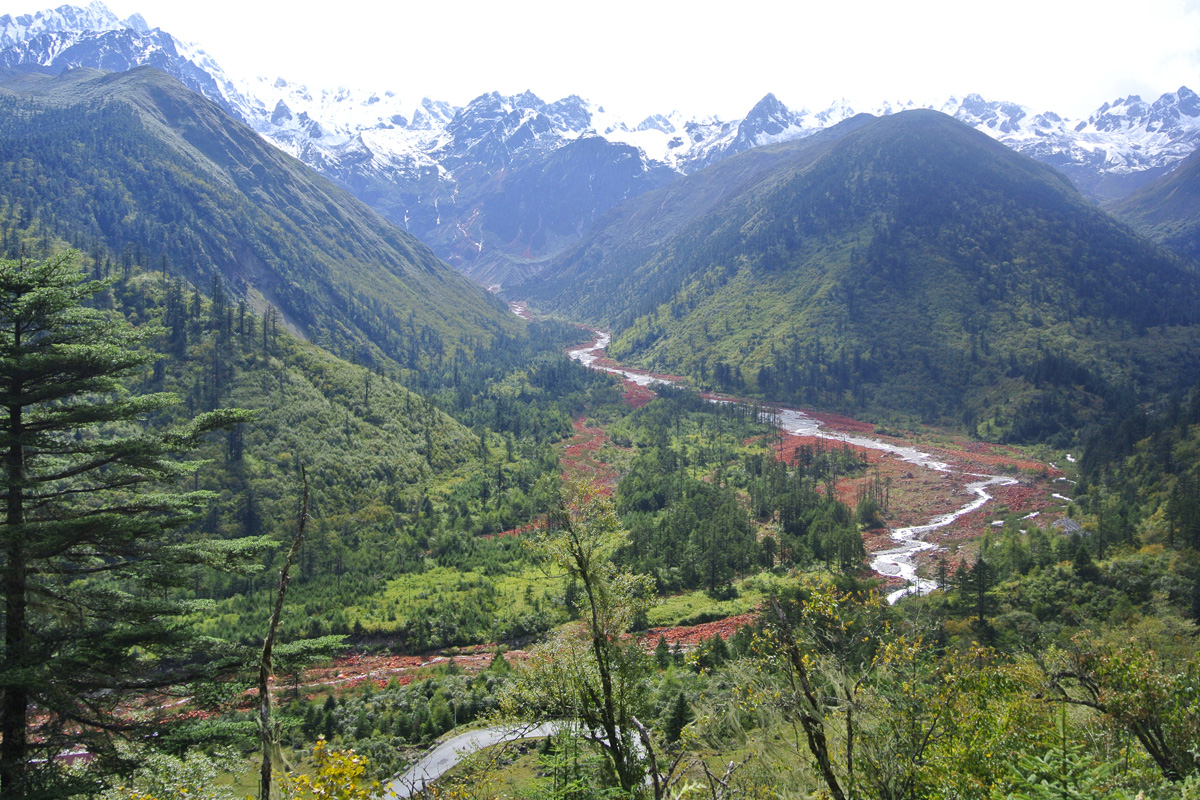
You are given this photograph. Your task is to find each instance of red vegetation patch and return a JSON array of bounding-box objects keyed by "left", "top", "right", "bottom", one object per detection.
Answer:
[
  {"left": 945, "top": 442, "right": 1061, "bottom": 477},
  {"left": 802, "top": 409, "right": 877, "bottom": 434},
  {"left": 639, "top": 612, "right": 759, "bottom": 650},
  {"left": 558, "top": 417, "right": 618, "bottom": 490},
  {"left": 760, "top": 407, "right": 1064, "bottom": 585},
  {"left": 773, "top": 433, "right": 887, "bottom": 507},
  {"left": 860, "top": 528, "right": 898, "bottom": 553},
  {"left": 622, "top": 381, "right": 657, "bottom": 408},
  {"left": 774, "top": 433, "right": 889, "bottom": 468},
  {"left": 297, "top": 646, "right": 532, "bottom": 694},
  {"left": 932, "top": 479, "right": 1062, "bottom": 543}
]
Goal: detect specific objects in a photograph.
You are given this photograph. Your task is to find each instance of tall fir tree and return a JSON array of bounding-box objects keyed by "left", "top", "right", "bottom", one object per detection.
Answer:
[{"left": 0, "top": 253, "right": 256, "bottom": 799}]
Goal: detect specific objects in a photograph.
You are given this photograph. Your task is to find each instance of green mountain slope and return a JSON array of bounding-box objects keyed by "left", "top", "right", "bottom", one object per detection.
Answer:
[
  {"left": 523, "top": 110, "right": 1200, "bottom": 441},
  {"left": 1107, "top": 148, "right": 1200, "bottom": 264},
  {"left": 0, "top": 167, "right": 618, "bottom": 650},
  {"left": 136, "top": 273, "right": 610, "bottom": 647},
  {"left": 518, "top": 115, "right": 875, "bottom": 311},
  {"left": 0, "top": 66, "right": 521, "bottom": 372}
]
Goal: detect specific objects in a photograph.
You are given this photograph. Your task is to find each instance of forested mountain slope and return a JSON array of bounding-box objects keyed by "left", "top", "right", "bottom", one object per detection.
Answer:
[
  {"left": 517, "top": 114, "right": 873, "bottom": 306},
  {"left": 0, "top": 198, "right": 617, "bottom": 655},
  {"left": 523, "top": 110, "right": 1200, "bottom": 441},
  {"left": 1107, "top": 147, "right": 1200, "bottom": 265},
  {"left": 0, "top": 66, "right": 521, "bottom": 373}
]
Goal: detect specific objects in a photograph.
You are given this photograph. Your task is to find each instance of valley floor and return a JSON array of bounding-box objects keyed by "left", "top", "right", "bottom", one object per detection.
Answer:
[{"left": 292, "top": 356, "right": 1068, "bottom": 694}]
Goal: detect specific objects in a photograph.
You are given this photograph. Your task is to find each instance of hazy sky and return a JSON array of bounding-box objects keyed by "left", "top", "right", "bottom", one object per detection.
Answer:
[{"left": 12, "top": 0, "right": 1200, "bottom": 120}]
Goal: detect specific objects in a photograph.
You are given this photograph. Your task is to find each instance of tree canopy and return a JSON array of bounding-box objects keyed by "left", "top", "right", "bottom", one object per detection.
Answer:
[{"left": 0, "top": 253, "right": 257, "bottom": 799}]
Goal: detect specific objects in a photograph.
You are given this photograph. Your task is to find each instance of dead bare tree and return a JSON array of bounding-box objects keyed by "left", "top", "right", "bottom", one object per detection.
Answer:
[{"left": 258, "top": 467, "right": 308, "bottom": 800}]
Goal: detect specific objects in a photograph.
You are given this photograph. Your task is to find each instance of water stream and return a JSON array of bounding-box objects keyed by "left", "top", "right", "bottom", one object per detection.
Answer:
[{"left": 568, "top": 331, "right": 1017, "bottom": 602}]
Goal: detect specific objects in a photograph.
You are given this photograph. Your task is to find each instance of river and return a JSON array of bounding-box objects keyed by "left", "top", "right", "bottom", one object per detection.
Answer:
[{"left": 567, "top": 331, "right": 1017, "bottom": 603}]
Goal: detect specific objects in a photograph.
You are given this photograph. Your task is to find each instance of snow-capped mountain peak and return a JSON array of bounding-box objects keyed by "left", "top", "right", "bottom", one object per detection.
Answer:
[
  {"left": 634, "top": 114, "right": 674, "bottom": 134},
  {"left": 810, "top": 97, "right": 858, "bottom": 126},
  {"left": 0, "top": 1, "right": 136, "bottom": 48}
]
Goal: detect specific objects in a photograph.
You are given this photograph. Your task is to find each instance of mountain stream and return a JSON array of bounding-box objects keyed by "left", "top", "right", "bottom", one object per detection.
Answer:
[{"left": 567, "top": 332, "right": 1017, "bottom": 603}]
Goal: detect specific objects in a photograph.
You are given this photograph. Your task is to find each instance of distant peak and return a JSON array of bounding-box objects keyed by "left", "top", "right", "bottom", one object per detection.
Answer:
[
  {"left": 636, "top": 113, "right": 675, "bottom": 134},
  {"left": 270, "top": 99, "right": 292, "bottom": 124},
  {"left": 745, "top": 92, "right": 788, "bottom": 116},
  {"left": 125, "top": 11, "right": 150, "bottom": 33},
  {"left": 1175, "top": 86, "right": 1200, "bottom": 117},
  {"left": 513, "top": 90, "right": 545, "bottom": 109}
]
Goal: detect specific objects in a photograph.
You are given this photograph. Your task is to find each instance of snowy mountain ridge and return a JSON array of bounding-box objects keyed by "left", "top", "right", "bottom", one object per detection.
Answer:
[
  {"left": 242, "top": 78, "right": 1200, "bottom": 191},
  {"left": 0, "top": 0, "right": 146, "bottom": 45},
  {"left": 6, "top": 3, "right": 1198, "bottom": 189},
  {"left": 4, "top": 2, "right": 1200, "bottom": 282}
]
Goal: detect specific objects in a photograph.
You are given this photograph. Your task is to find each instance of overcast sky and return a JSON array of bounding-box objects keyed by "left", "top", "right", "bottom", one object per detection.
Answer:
[{"left": 12, "top": 0, "right": 1200, "bottom": 120}]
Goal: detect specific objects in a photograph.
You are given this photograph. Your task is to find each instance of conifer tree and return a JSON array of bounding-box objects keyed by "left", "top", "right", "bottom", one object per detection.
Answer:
[
  {"left": 663, "top": 692, "right": 691, "bottom": 744},
  {"left": 0, "top": 253, "right": 255, "bottom": 799}
]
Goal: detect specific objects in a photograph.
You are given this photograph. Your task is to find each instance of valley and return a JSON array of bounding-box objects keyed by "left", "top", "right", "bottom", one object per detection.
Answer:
[
  {"left": 0, "top": 5, "right": 1198, "bottom": 800},
  {"left": 117, "top": 327, "right": 1078, "bottom": 792},
  {"left": 565, "top": 331, "right": 1067, "bottom": 598}
]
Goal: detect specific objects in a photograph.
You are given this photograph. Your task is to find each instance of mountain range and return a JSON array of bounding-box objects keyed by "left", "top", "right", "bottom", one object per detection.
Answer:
[
  {"left": 4, "top": 2, "right": 1200, "bottom": 444},
  {"left": 5, "top": 2, "right": 1200, "bottom": 286},
  {"left": 521, "top": 110, "right": 1200, "bottom": 440}
]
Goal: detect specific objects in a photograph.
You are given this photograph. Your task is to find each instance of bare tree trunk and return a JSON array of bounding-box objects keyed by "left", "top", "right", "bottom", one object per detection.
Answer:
[
  {"left": 770, "top": 595, "right": 847, "bottom": 800},
  {"left": 259, "top": 468, "right": 308, "bottom": 800}
]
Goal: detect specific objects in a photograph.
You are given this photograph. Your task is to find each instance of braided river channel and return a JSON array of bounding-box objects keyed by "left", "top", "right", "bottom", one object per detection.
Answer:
[{"left": 567, "top": 331, "right": 1017, "bottom": 603}]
